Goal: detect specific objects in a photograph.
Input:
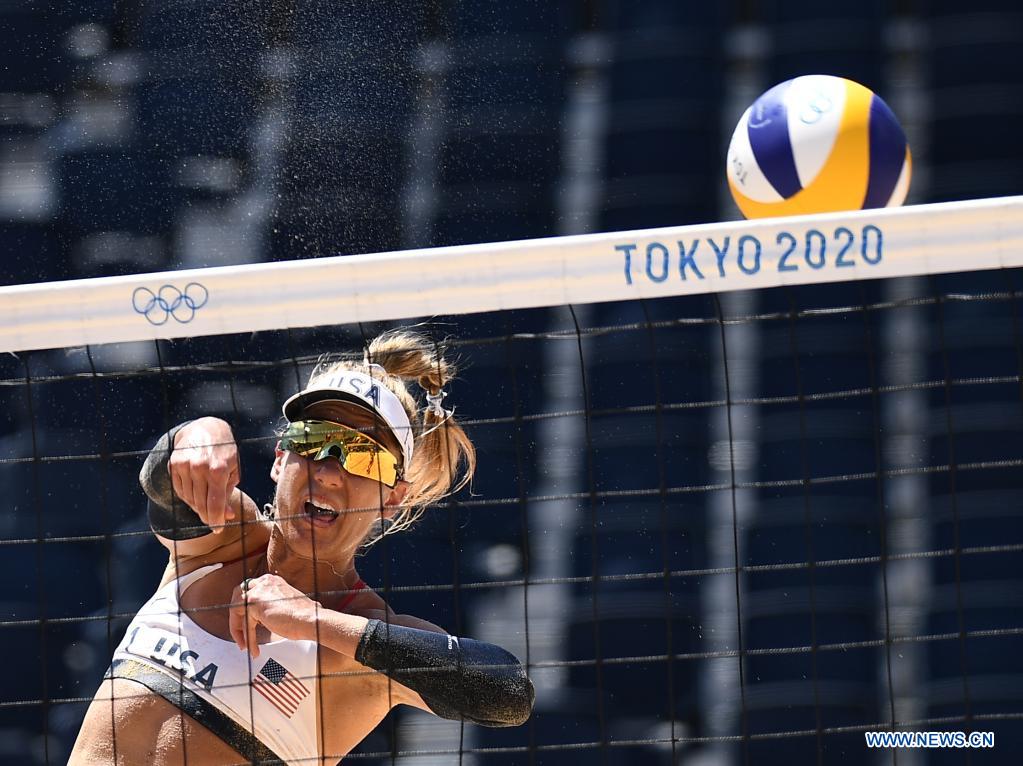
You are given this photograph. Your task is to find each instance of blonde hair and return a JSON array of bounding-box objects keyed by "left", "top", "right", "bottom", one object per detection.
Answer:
[{"left": 306, "top": 328, "right": 476, "bottom": 542}]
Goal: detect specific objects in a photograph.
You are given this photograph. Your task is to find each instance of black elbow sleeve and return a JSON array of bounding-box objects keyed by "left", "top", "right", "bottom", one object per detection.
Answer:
[
  {"left": 355, "top": 619, "right": 535, "bottom": 727},
  {"left": 141, "top": 421, "right": 211, "bottom": 540}
]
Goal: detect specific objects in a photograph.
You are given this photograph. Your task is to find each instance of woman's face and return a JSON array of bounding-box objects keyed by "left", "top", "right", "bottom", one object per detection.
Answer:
[{"left": 270, "top": 402, "right": 408, "bottom": 560}]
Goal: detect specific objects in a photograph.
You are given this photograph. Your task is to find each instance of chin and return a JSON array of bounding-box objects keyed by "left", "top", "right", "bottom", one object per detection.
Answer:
[{"left": 274, "top": 508, "right": 353, "bottom": 560}]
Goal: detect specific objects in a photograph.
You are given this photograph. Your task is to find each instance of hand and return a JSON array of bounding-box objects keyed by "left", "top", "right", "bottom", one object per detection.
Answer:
[
  {"left": 229, "top": 574, "right": 318, "bottom": 658},
  {"left": 169, "top": 417, "right": 240, "bottom": 534}
]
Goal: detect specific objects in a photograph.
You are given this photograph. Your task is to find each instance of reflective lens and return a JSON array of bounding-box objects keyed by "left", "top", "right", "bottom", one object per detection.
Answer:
[{"left": 280, "top": 420, "right": 402, "bottom": 487}]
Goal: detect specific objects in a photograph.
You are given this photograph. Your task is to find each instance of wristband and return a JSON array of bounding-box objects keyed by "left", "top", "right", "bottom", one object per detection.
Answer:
[{"left": 140, "top": 421, "right": 212, "bottom": 540}]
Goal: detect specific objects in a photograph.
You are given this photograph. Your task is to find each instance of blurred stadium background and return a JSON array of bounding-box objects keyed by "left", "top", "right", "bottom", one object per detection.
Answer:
[{"left": 1, "top": 1, "right": 1022, "bottom": 764}]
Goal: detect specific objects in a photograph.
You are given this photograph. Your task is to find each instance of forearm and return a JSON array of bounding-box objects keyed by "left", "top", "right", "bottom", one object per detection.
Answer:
[
  {"left": 315, "top": 611, "right": 534, "bottom": 727},
  {"left": 312, "top": 609, "right": 371, "bottom": 658}
]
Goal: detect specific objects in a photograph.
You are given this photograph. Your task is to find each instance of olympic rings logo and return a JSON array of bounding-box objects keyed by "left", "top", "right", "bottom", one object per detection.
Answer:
[{"left": 132, "top": 283, "right": 209, "bottom": 325}]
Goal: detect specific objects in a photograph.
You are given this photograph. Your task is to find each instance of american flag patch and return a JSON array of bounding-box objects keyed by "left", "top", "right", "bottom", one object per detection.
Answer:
[{"left": 252, "top": 658, "right": 310, "bottom": 718}]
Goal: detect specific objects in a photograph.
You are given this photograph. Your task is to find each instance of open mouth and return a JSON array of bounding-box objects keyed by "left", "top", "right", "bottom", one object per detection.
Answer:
[{"left": 304, "top": 501, "right": 340, "bottom": 526}]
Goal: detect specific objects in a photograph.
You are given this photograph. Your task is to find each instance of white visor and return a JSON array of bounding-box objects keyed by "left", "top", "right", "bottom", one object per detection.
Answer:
[{"left": 282, "top": 370, "right": 414, "bottom": 468}]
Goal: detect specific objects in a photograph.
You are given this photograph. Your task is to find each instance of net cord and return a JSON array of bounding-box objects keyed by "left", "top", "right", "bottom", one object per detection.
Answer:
[
  {"left": 22, "top": 354, "right": 51, "bottom": 763},
  {"left": 933, "top": 279, "right": 976, "bottom": 738},
  {"left": 83, "top": 345, "right": 121, "bottom": 765},
  {"left": 568, "top": 305, "right": 609, "bottom": 758},
  {"left": 0, "top": 196, "right": 1020, "bottom": 354},
  {"left": 785, "top": 289, "right": 826, "bottom": 765},
  {"left": 859, "top": 282, "right": 901, "bottom": 759},
  {"left": 504, "top": 329, "right": 537, "bottom": 765},
  {"left": 713, "top": 293, "right": 751, "bottom": 764},
  {"left": 638, "top": 298, "right": 679, "bottom": 763}
]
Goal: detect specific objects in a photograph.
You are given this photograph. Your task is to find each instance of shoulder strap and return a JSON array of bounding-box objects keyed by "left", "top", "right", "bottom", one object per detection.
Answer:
[
  {"left": 173, "top": 562, "right": 223, "bottom": 592},
  {"left": 336, "top": 579, "right": 367, "bottom": 611},
  {"left": 106, "top": 658, "right": 286, "bottom": 765}
]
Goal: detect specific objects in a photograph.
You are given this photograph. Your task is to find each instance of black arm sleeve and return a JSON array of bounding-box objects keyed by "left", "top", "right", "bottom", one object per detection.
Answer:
[
  {"left": 140, "top": 420, "right": 212, "bottom": 540},
  {"left": 355, "top": 618, "right": 535, "bottom": 727}
]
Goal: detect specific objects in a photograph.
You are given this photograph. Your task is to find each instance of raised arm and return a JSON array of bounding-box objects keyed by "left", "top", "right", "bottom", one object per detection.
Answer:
[{"left": 141, "top": 417, "right": 262, "bottom": 558}]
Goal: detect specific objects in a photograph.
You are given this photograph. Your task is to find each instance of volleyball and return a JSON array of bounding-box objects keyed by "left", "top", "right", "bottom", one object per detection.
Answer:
[{"left": 726, "top": 74, "right": 911, "bottom": 219}]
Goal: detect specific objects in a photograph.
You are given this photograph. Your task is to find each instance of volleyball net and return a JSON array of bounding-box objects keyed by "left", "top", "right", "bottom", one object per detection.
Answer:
[{"left": 2, "top": 195, "right": 1023, "bottom": 764}]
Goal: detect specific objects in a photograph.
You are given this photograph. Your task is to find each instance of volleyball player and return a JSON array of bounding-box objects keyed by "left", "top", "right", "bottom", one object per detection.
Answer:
[{"left": 70, "top": 329, "right": 534, "bottom": 765}]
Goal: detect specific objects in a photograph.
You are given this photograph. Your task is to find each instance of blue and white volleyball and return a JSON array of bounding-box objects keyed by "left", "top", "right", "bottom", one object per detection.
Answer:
[{"left": 726, "top": 75, "right": 911, "bottom": 219}]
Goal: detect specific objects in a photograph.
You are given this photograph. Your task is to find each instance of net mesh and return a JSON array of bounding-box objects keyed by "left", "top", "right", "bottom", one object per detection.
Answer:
[
  {"left": 2, "top": 241, "right": 1023, "bottom": 763},
  {"left": 5, "top": 0, "right": 1023, "bottom": 762}
]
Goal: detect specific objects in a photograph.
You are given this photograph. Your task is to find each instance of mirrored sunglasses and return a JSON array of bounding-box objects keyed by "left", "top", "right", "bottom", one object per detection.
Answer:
[{"left": 280, "top": 419, "right": 403, "bottom": 488}]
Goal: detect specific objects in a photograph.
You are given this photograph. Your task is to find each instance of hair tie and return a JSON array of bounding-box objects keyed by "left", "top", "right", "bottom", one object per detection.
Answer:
[
  {"left": 425, "top": 389, "right": 447, "bottom": 417},
  {"left": 363, "top": 362, "right": 387, "bottom": 378}
]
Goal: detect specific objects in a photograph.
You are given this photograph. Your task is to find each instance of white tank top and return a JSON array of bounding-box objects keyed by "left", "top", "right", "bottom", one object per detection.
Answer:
[{"left": 111, "top": 564, "right": 320, "bottom": 765}]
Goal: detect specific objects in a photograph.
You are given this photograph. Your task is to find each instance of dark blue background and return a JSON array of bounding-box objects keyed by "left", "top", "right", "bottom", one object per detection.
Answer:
[{"left": 0, "top": 1, "right": 1021, "bottom": 764}]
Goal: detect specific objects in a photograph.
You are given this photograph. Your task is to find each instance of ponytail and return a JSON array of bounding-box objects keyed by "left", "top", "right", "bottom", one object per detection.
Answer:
[{"left": 309, "top": 328, "right": 476, "bottom": 541}]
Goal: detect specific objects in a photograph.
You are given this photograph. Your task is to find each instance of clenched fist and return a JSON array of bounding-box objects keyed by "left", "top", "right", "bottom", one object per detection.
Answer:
[
  {"left": 229, "top": 574, "right": 318, "bottom": 658},
  {"left": 169, "top": 417, "right": 241, "bottom": 534}
]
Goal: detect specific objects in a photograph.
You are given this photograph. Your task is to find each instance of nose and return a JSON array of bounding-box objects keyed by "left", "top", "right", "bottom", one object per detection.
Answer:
[{"left": 310, "top": 456, "right": 346, "bottom": 487}]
